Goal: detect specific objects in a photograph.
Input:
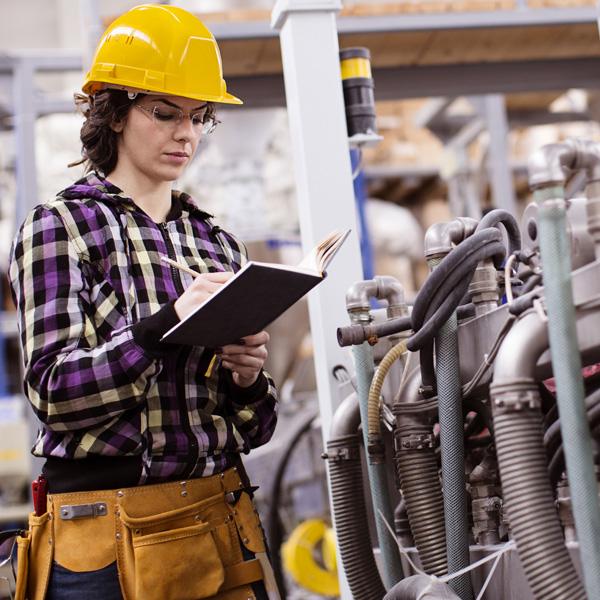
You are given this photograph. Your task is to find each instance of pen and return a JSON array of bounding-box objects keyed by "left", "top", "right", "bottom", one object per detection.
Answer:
[{"left": 161, "top": 255, "right": 200, "bottom": 279}]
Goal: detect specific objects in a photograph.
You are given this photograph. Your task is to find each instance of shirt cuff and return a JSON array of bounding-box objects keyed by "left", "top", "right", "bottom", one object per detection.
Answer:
[
  {"left": 224, "top": 369, "right": 268, "bottom": 405},
  {"left": 131, "top": 300, "right": 181, "bottom": 359}
]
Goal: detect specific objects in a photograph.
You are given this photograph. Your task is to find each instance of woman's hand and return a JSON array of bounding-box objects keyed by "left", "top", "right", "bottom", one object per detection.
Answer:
[
  {"left": 173, "top": 272, "right": 234, "bottom": 320},
  {"left": 217, "top": 331, "right": 270, "bottom": 388}
]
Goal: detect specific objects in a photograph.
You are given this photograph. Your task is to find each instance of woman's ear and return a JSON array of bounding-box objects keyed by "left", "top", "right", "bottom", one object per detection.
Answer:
[{"left": 110, "top": 119, "right": 124, "bottom": 133}]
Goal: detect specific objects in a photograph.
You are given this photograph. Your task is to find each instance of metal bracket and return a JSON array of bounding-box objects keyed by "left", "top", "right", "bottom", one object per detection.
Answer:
[
  {"left": 396, "top": 433, "right": 435, "bottom": 451},
  {"left": 59, "top": 502, "right": 107, "bottom": 520}
]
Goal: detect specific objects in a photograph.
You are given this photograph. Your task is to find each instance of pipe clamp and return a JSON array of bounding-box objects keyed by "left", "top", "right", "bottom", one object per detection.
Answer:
[
  {"left": 493, "top": 391, "right": 540, "bottom": 412},
  {"left": 396, "top": 433, "right": 435, "bottom": 451}
]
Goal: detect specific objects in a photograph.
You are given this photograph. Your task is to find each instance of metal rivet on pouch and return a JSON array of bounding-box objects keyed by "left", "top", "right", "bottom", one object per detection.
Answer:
[
  {"left": 48, "top": 514, "right": 53, "bottom": 520},
  {"left": 134, "top": 529, "right": 140, "bottom": 535},
  {"left": 181, "top": 491, "right": 188, "bottom": 498},
  {"left": 243, "top": 538, "right": 249, "bottom": 544},
  {"left": 233, "top": 510, "right": 238, "bottom": 515},
  {"left": 195, "top": 515, "right": 201, "bottom": 522},
  {"left": 233, "top": 467, "right": 238, "bottom": 473},
  {"left": 181, "top": 481, "right": 187, "bottom": 487},
  {"left": 228, "top": 515, "right": 233, "bottom": 521},
  {"left": 62, "top": 509, "right": 68, "bottom": 517},
  {"left": 238, "top": 525, "right": 244, "bottom": 531},
  {"left": 117, "top": 491, "right": 123, "bottom": 498},
  {"left": 116, "top": 533, "right": 122, "bottom": 540},
  {"left": 221, "top": 473, "right": 225, "bottom": 480},
  {"left": 239, "top": 482, "right": 243, "bottom": 488},
  {"left": 117, "top": 510, "right": 120, "bottom": 517},
  {"left": 47, "top": 496, "right": 52, "bottom": 503},
  {"left": 48, "top": 540, "right": 52, "bottom": 546}
]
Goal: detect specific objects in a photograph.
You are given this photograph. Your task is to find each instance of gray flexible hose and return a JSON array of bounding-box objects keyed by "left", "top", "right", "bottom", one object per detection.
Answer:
[
  {"left": 492, "top": 394, "right": 587, "bottom": 600},
  {"left": 491, "top": 310, "right": 587, "bottom": 600},
  {"left": 435, "top": 312, "right": 473, "bottom": 600},
  {"left": 394, "top": 421, "right": 448, "bottom": 576},
  {"left": 326, "top": 434, "right": 388, "bottom": 600}
]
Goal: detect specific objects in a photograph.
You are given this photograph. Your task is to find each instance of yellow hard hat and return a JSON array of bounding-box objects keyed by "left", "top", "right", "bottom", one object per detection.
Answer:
[{"left": 82, "top": 4, "right": 242, "bottom": 104}]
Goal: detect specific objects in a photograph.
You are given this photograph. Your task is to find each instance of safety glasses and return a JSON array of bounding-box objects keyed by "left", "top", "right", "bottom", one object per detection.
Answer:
[
  {"left": 135, "top": 104, "right": 220, "bottom": 135},
  {"left": 0, "top": 529, "right": 25, "bottom": 600}
]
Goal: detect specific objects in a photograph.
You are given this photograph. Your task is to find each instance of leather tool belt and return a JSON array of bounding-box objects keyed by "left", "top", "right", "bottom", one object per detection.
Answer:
[{"left": 16, "top": 466, "right": 272, "bottom": 600}]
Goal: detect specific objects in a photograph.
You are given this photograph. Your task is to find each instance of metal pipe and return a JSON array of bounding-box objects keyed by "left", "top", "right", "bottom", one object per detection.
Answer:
[
  {"left": 330, "top": 391, "right": 362, "bottom": 438},
  {"left": 345, "top": 275, "right": 407, "bottom": 315},
  {"left": 490, "top": 310, "right": 587, "bottom": 600},
  {"left": 423, "top": 217, "right": 479, "bottom": 258}
]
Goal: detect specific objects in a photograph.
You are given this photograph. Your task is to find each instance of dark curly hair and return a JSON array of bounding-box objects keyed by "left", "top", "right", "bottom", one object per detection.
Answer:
[{"left": 70, "top": 89, "right": 216, "bottom": 175}]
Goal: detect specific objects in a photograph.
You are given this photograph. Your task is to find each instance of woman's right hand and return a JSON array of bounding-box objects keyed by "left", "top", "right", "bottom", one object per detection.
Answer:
[{"left": 173, "top": 272, "right": 234, "bottom": 321}]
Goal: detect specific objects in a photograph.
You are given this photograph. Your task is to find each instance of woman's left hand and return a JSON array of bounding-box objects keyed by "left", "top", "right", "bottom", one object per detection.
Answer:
[{"left": 217, "top": 331, "right": 270, "bottom": 388}]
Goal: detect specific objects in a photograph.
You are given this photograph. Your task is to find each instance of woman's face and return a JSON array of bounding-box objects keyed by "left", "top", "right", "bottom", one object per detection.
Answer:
[{"left": 112, "top": 95, "right": 208, "bottom": 184}]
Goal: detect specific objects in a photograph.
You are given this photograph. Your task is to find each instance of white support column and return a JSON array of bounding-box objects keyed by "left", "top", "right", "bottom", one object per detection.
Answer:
[
  {"left": 271, "top": 2, "right": 365, "bottom": 598},
  {"left": 12, "top": 58, "right": 39, "bottom": 226}
]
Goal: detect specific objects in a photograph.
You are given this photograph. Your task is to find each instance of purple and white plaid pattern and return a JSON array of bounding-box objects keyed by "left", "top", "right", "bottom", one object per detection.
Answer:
[{"left": 9, "top": 172, "right": 278, "bottom": 482}]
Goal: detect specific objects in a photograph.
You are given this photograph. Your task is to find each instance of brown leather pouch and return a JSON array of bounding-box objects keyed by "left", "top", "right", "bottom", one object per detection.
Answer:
[
  {"left": 117, "top": 492, "right": 233, "bottom": 600},
  {"left": 49, "top": 492, "right": 117, "bottom": 573},
  {"left": 230, "top": 492, "right": 267, "bottom": 554},
  {"left": 13, "top": 532, "right": 30, "bottom": 600},
  {"left": 24, "top": 511, "right": 53, "bottom": 600}
]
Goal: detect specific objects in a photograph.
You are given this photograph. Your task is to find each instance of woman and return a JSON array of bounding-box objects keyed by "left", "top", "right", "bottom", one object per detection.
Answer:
[{"left": 8, "top": 5, "right": 278, "bottom": 600}]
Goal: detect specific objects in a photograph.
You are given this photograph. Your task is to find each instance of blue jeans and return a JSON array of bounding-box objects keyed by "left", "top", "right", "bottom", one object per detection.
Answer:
[
  {"left": 44, "top": 544, "right": 269, "bottom": 600},
  {"left": 45, "top": 562, "right": 123, "bottom": 600}
]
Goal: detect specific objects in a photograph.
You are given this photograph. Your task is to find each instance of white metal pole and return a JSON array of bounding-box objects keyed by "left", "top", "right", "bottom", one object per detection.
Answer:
[{"left": 271, "top": 2, "right": 366, "bottom": 598}]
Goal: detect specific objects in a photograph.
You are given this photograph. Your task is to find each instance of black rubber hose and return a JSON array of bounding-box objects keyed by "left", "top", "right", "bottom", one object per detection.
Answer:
[
  {"left": 408, "top": 244, "right": 504, "bottom": 353},
  {"left": 513, "top": 273, "right": 543, "bottom": 298},
  {"left": 407, "top": 267, "right": 478, "bottom": 352},
  {"left": 462, "top": 398, "right": 494, "bottom": 438},
  {"left": 475, "top": 208, "right": 521, "bottom": 256},
  {"left": 411, "top": 228, "right": 504, "bottom": 333},
  {"left": 265, "top": 410, "right": 319, "bottom": 599},
  {"left": 544, "top": 387, "right": 600, "bottom": 462},
  {"left": 325, "top": 435, "right": 388, "bottom": 600},
  {"left": 548, "top": 401, "right": 600, "bottom": 488},
  {"left": 419, "top": 341, "right": 437, "bottom": 397},
  {"left": 407, "top": 229, "right": 506, "bottom": 352},
  {"left": 414, "top": 239, "right": 505, "bottom": 332}
]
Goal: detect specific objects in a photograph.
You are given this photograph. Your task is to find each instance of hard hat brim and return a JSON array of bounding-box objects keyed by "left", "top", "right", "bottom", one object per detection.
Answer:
[{"left": 82, "top": 80, "right": 243, "bottom": 105}]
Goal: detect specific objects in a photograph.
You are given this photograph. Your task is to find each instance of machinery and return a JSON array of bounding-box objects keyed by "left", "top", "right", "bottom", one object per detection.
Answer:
[{"left": 330, "top": 137, "right": 600, "bottom": 600}]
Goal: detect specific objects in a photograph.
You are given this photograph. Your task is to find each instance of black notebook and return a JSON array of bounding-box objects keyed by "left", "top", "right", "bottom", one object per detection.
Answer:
[{"left": 161, "top": 228, "right": 351, "bottom": 347}]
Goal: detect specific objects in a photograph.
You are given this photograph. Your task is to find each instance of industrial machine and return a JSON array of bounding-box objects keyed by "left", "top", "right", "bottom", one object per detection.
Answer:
[{"left": 330, "top": 137, "right": 600, "bottom": 600}]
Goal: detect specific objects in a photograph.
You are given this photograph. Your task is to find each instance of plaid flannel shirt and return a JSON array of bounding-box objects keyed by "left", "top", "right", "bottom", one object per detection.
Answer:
[{"left": 8, "top": 172, "right": 278, "bottom": 483}]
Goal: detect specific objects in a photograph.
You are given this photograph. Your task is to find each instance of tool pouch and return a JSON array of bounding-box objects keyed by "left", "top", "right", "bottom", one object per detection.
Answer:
[
  {"left": 13, "top": 532, "right": 30, "bottom": 600},
  {"left": 20, "top": 467, "right": 269, "bottom": 600},
  {"left": 114, "top": 471, "right": 267, "bottom": 600},
  {"left": 16, "top": 512, "right": 53, "bottom": 600},
  {"left": 117, "top": 494, "right": 230, "bottom": 600}
]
